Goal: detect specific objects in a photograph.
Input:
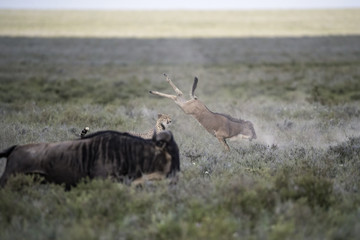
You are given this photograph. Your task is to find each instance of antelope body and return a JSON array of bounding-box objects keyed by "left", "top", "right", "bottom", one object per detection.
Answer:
[{"left": 150, "top": 74, "right": 256, "bottom": 151}]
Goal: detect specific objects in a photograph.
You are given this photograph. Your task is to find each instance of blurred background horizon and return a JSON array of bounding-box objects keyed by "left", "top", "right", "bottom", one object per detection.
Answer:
[{"left": 0, "top": 0, "right": 360, "bottom": 10}]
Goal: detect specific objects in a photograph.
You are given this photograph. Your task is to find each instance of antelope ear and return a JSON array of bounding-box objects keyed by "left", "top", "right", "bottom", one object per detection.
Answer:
[{"left": 191, "top": 77, "right": 198, "bottom": 99}]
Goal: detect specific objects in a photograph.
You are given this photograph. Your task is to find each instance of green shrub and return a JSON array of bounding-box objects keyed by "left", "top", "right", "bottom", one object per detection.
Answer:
[{"left": 275, "top": 168, "right": 334, "bottom": 209}]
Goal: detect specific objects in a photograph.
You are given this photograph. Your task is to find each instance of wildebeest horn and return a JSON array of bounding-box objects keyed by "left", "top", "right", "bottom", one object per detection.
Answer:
[{"left": 156, "top": 131, "right": 172, "bottom": 142}]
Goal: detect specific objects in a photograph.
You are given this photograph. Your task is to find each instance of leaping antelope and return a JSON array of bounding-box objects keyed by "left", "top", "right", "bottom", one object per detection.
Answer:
[{"left": 149, "top": 74, "right": 256, "bottom": 151}]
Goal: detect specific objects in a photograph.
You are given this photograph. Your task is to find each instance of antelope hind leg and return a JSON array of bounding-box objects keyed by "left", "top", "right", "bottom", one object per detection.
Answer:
[
  {"left": 217, "top": 137, "right": 230, "bottom": 151},
  {"left": 164, "top": 74, "right": 183, "bottom": 96}
]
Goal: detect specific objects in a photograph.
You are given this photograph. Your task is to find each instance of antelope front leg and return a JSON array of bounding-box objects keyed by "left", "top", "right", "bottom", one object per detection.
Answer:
[
  {"left": 164, "top": 74, "right": 183, "bottom": 97},
  {"left": 149, "top": 90, "right": 178, "bottom": 101}
]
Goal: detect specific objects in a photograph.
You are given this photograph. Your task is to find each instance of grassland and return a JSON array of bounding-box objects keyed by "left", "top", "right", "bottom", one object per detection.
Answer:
[{"left": 0, "top": 10, "right": 360, "bottom": 240}]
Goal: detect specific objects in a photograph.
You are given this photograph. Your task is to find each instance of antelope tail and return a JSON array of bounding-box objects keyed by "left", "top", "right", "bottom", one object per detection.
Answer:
[{"left": 191, "top": 77, "right": 198, "bottom": 98}]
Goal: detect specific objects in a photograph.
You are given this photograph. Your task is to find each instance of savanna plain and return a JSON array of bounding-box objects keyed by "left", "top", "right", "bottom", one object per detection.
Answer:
[{"left": 0, "top": 9, "right": 360, "bottom": 239}]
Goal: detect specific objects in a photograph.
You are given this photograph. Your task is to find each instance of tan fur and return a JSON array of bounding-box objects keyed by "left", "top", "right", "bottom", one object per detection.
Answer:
[
  {"left": 150, "top": 74, "right": 256, "bottom": 151},
  {"left": 130, "top": 113, "right": 172, "bottom": 139}
]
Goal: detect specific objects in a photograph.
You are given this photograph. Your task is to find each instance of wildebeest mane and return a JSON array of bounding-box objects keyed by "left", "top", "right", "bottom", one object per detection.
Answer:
[{"left": 78, "top": 130, "right": 148, "bottom": 142}]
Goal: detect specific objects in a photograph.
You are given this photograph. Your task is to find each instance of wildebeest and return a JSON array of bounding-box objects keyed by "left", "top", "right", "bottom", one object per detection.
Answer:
[{"left": 0, "top": 130, "right": 180, "bottom": 188}]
